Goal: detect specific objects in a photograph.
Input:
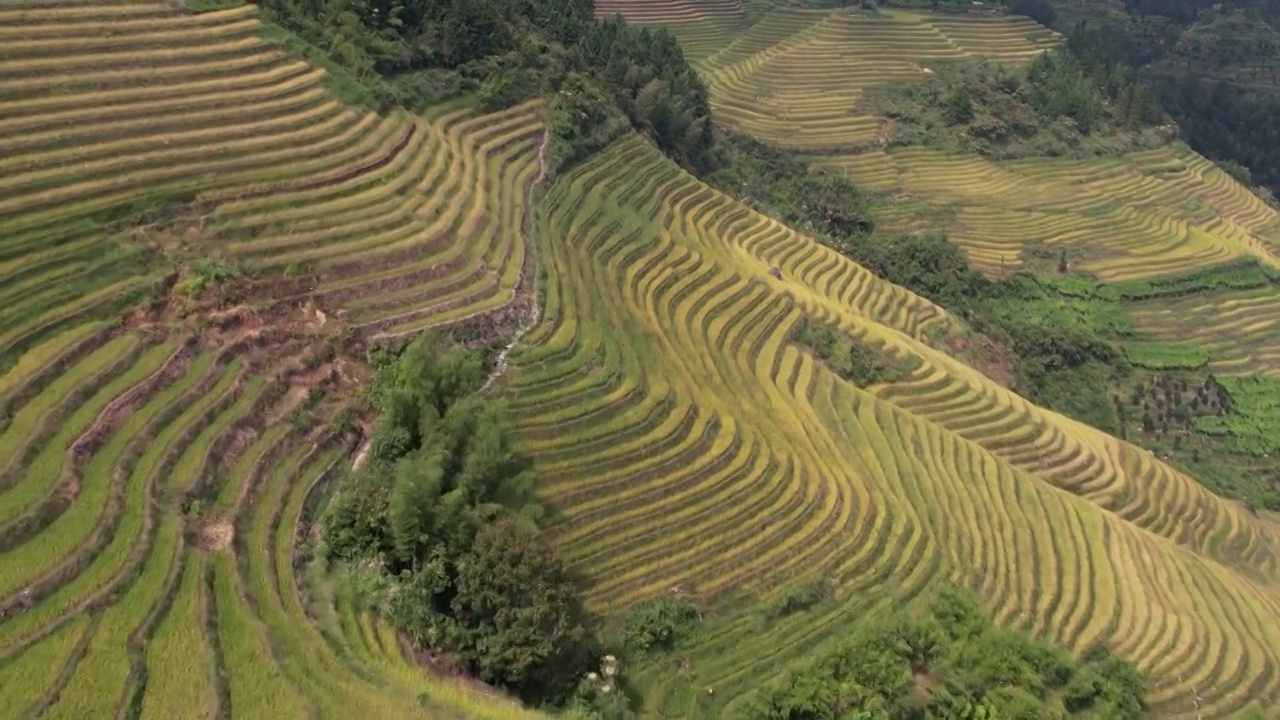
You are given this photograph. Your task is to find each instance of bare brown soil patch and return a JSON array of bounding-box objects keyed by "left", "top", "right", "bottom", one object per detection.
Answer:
[{"left": 195, "top": 518, "right": 234, "bottom": 551}]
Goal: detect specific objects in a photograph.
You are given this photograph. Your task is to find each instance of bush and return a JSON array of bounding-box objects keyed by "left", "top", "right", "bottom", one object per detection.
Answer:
[
  {"left": 745, "top": 588, "right": 1146, "bottom": 720},
  {"left": 771, "top": 579, "right": 830, "bottom": 618},
  {"left": 792, "top": 317, "right": 919, "bottom": 387},
  {"left": 622, "top": 595, "right": 700, "bottom": 653}
]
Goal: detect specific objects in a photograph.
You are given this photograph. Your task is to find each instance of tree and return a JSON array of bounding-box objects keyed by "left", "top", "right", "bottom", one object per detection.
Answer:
[
  {"left": 945, "top": 88, "right": 976, "bottom": 125},
  {"left": 450, "top": 515, "right": 593, "bottom": 702}
]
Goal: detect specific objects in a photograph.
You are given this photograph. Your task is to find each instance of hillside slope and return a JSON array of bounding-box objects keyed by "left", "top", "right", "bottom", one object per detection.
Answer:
[
  {"left": 520, "top": 1, "right": 1280, "bottom": 716},
  {"left": 1036, "top": 0, "right": 1280, "bottom": 197},
  {"left": 651, "top": 3, "right": 1280, "bottom": 364},
  {"left": 504, "top": 133, "right": 1280, "bottom": 718},
  {"left": 5, "top": 2, "right": 1280, "bottom": 719},
  {"left": 0, "top": 3, "right": 547, "bottom": 718}
]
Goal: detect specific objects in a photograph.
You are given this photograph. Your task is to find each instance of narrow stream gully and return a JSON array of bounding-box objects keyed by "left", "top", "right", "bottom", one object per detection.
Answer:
[{"left": 352, "top": 129, "right": 551, "bottom": 472}]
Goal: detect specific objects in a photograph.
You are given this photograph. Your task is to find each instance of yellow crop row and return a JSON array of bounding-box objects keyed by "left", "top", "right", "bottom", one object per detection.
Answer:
[
  {"left": 844, "top": 144, "right": 1280, "bottom": 282},
  {"left": 505, "top": 134, "right": 1280, "bottom": 716},
  {"left": 0, "top": 5, "right": 556, "bottom": 720},
  {"left": 692, "top": 8, "right": 1059, "bottom": 151}
]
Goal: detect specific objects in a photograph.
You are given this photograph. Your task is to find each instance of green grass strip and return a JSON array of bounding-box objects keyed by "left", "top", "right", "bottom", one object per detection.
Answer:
[
  {"left": 213, "top": 424, "right": 287, "bottom": 513},
  {"left": 245, "top": 448, "right": 390, "bottom": 716},
  {"left": 164, "top": 372, "right": 263, "bottom": 499},
  {"left": 139, "top": 550, "right": 218, "bottom": 720},
  {"left": 41, "top": 514, "right": 183, "bottom": 719},
  {"left": 0, "top": 353, "right": 211, "bottom": 598},
  {"left": 0, "top": 614, "right": 92, "bottom": 718},
  {"left": 0, "top": 338, "right": 172, "bottom": 526},
  {"left": 0, "top": 334, "right": 139, "bottom": 472},
  {"left": 0, "top": 361, "right": 239, "bottom": 650},
  {"left": 212, "top": 551, "right": 310, "bottom": 718},
  {"left": 1122, "top": 341, "right": 1210, "bottom": 370},
  {"left": 0, "top": 321, "right": 107, "bottom": 400}
]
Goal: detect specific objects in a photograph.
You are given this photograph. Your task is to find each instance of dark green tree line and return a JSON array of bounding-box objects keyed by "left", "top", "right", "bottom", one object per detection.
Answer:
[
  {"left": 1012, "top": 0, "right": 1280, "bottom": 195},
  {"left": 258, "top": 0, "right": 714, "bottom": 172}
]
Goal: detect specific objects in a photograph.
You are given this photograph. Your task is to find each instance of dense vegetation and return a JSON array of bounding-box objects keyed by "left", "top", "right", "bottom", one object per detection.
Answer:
[
  {"left": 709, "top": 133, "right": 874, "bottom": 236},
  {"left": 322, "top": 337, "right": 595, "bottom": 705},
  {"left": 870, "top": 45, "right": 1168, "bottom": 158},
  {"left": 749, "top": 588, "right": 1147, "bottom": 720},
  {"left": 792, "top": 317, "right": 921, "bottom": 387},
  {"left": 259, "top": 0, "right": 714, "bottom": 172},
  {"left": 1020, "top": 0, "right": 1280, "bottom": 195}
]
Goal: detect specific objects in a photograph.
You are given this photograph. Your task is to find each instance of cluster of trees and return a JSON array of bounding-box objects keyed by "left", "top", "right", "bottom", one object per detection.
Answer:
[
  {"left": 749, "top": 588, "right": 1148, "bottom": 720},
  {"left": 1011, "top": 0, "right": 1280, "bottom": 195},
  {"left": 259, "top": 0, "right": 714, "bottom": 172},
  {"left": 709, "top": 134, "right": 874, "bottom": 236},
  {"left": 1038, "top": 26, "right": 1167, "bottom": 130},
  {"left": 322, "top": 337, "right": 594, "bottom": 704},
  {"left": 1158, "top": 79, "right": 1280, "bottom": 195},
  {"left": 871, "top": 28, "right": 1166, "bottom": 158},
  {"left": 792, "top": 317, "right": 920, "bottom": 387}
]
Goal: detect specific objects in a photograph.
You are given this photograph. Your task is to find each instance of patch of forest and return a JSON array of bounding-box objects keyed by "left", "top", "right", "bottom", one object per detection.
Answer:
[
  {"left": 867, "top": 48, "right": 1170, "bottom": 158},
  {"left": 259, "top": 0, "right": 715, "bottom": 174},
  {"left": 1011, "top": 0, "right": 1280, "bottom": 196}
]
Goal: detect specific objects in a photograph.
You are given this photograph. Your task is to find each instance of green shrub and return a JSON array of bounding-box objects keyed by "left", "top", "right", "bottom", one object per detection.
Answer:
[
  {"left": 745, "top": 588, "right": 1146, "bottom": 720},
  {"left": 791, "top": 317, "right": 919, "bottom": 386},
  {"left": 622, "top": 595, "right": 700, "bottom": 653},
  {"left": 771, "top": 579, "right": 830, "bottom": 618}
]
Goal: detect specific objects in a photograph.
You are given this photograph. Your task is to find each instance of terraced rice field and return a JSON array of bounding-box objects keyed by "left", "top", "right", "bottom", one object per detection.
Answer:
[
  {"left": 594, "top": 0, "right": 750, "bottom": 62},
  {"left": 9, "top": 1, "right": 1280, "bottom": 719},
  {"left": 595, "top": 0, "right": 744, "bottom": 24},
  {"left": 689, "top": 8, "right": 1061, "bottom": 150},
  {"left": 504, "top": 135, "right": 1280, "bottom": 717},
  {"left": 1127, "top": 284, "right": 1280, "bottom": 377},
  {"left": 0, "top": 2, "right": 547, "bottom": 718},
  {"left": 635, "top": 3, "right": 1280, "bottom": 378},
  {"left": 827, "top": 143, "right": 1280, "bottom": 282}
]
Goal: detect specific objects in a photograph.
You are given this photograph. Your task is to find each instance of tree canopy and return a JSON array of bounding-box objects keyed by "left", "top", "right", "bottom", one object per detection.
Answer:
[
  {"left": 323, "top": 337, "right": 593, "bottom": 705},
  {"left": 749, "top": 589, "right": 1147, "bottom": 720},
  {"left": 260, "top": 0, "right": 714, "bottom": 172}
]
